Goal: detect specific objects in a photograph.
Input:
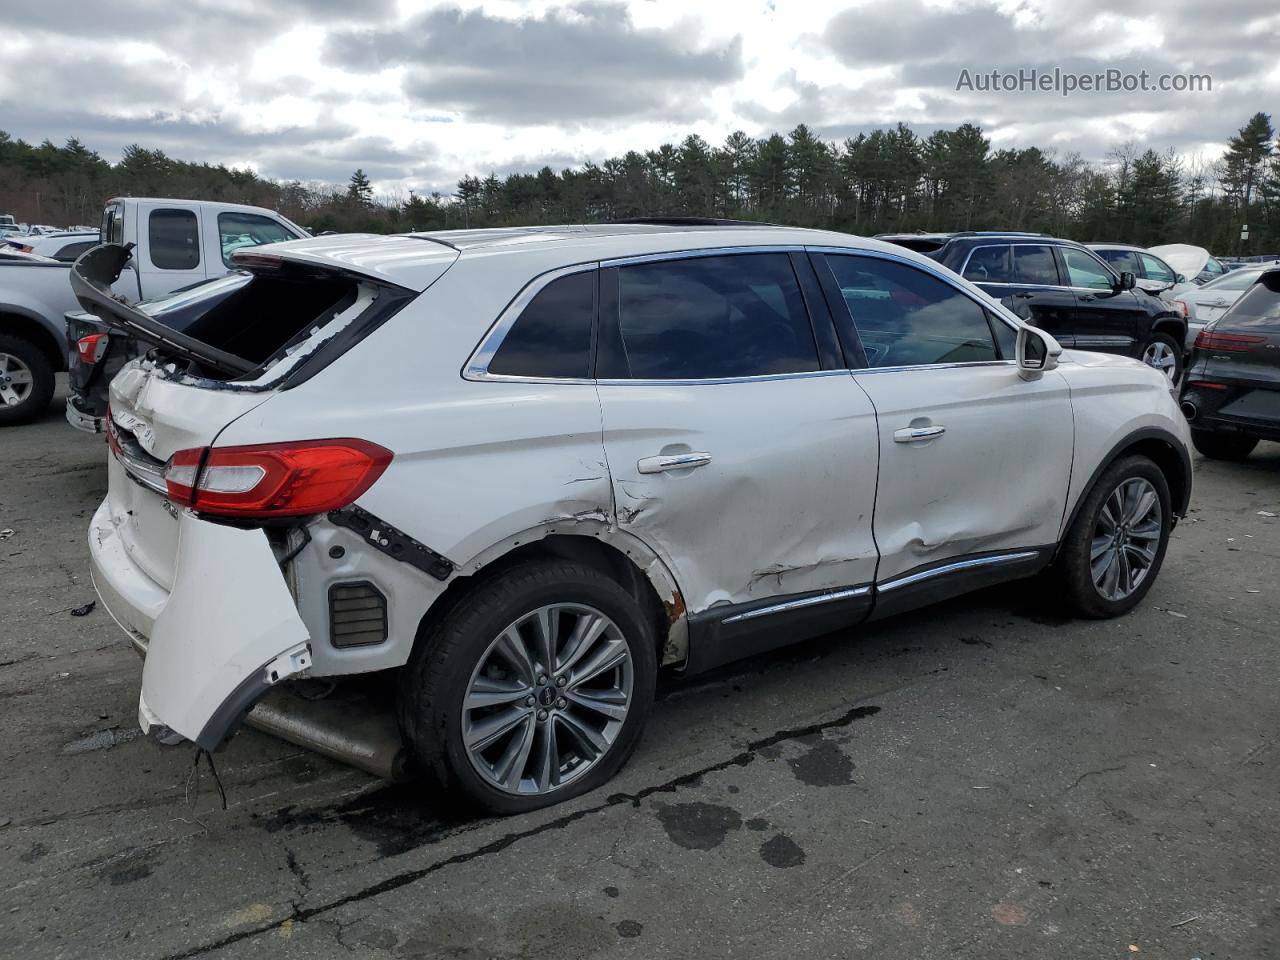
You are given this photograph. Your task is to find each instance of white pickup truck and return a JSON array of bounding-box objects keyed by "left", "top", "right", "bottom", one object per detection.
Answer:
[{"left": 0, "top": 197, "right": 306, "bottom": 425}]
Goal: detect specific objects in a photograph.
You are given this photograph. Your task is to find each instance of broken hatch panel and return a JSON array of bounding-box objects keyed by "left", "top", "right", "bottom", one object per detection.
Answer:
[{"left": 139, "top": 510, "right": 311, "bottom": 750}]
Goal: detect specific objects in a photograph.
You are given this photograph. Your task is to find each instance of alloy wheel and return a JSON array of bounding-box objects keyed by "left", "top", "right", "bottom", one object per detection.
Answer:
[
  {"left": 461, "top": 603, "right": 633, "bottom": 796},
  {"left": 1141, "top": 339, "right": 1178, "bottom": 379},
  {"left": 1090, "top": 477, "right": 1163, "bottom": 601},
  {"left": 0, "top": 352, "right": 34, "bottom": 407}
]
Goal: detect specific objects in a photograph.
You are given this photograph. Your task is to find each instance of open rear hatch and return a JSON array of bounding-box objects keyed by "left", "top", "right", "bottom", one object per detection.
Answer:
[{"left": 80, "top": 236, "right": 456, "bottom": 749}]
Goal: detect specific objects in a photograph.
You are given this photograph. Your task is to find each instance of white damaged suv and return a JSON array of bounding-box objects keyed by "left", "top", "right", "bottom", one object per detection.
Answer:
[{"left": 78, "top": 223, "right": 1192, "bottom": 813}]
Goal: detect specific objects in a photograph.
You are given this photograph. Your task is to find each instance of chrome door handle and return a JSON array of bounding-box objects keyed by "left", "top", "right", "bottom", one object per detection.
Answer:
[
  {"left": 637, "top": 452, "right": 712, "bottom": 474},
  {"left": 893, "top": 425, "right": 945, "bottom": 443}
]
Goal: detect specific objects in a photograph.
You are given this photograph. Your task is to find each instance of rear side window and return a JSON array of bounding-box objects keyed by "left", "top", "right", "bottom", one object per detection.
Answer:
[
  {"left": 610, "top": 254, "right": 818, "bottom": 379},
  {"left": 826, "top": 255, "right": 998, "bottom": 367},
  {"left": 1097, "top": 249, "right": 1140, "bottom": 274},
  {"left": 1012, "top": 245, "right": 1059, "bottom": 285},
  {"left": 488, "top": 270, "right": 595, "bottom": 379},
  {"left": 963, "top": 245, "right": 1012, "bottom": 282},
  {"left": 148, "top": 209, "right": 200, "bottom": 270},
  {"left": 218, "top": 212, "right": 299, "bottom": 267}
]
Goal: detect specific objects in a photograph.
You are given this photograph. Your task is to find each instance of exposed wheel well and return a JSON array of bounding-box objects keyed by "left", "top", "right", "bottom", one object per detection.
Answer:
[
  {"left": 1150, "top": 316, "right": 1187, "bottom": 343},
  {"left": 0, "top": 312, "right": 65, "bottom": 372},
  {"left": 410, "top": 535, "right": 673, "bottom": 669}
]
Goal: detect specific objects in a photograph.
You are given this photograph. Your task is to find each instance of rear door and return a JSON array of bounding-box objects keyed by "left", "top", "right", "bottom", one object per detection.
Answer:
[
  {"left": 594, "top": 250, "right": 880, "bottom": 656},
  {"left": 817, "top": 251, "right": 1073, "bottom": 592},
  {"left": 960, "top": 243, "right": 1077, "bottom": 343},
  {"left": 135, "top": 203, "right": 207, "bottom": 297}
]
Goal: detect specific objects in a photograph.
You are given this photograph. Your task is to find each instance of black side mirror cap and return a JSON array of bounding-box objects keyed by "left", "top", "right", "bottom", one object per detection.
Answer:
[{"left": 1117, "top": 271, "right": 1136, "bottom": 291}]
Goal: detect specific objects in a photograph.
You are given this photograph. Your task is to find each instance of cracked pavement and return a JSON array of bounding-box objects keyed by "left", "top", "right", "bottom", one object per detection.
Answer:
[{"left": 2, "top": 380, "right": 1279, "bottom": 959}]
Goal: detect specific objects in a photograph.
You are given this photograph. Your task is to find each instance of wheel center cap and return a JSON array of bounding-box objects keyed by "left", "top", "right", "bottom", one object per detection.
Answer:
[{"left": 538, "top": 686, "right": 556, "bottom": 708}]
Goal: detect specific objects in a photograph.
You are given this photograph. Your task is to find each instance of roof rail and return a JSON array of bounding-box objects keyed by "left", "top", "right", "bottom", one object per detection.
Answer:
[
  {"left": 951, "top": 230, "right": 1052, "bottom": 238},
  {"left": 604, "top": 217, "right": 776, "bottom": 227}
]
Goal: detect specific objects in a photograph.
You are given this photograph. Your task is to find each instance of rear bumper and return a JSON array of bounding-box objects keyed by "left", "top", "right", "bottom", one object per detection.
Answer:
[
  {"left": 66, "top": 396, "right": 103, "bottom": 434},
  {"left": 87, "top": 497, "right": 313, "bottom": 750}
]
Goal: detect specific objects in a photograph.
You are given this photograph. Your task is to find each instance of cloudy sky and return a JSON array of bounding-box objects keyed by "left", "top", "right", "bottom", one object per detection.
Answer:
[{"left": 1, "top": 0, "right": 1276, "bottom": 195}]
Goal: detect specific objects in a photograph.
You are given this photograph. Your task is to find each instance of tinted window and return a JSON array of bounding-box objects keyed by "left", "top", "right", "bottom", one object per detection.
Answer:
[
  {"left": 53, "top": 240, "right": 95, "bottom": 261},
  {"left": 1096, "top": 249, "right": 1140, "bottom": 274},
  {"left": 1223, "top": 273, "right": 1280, "bottom": 327},
  {"left": 1012, "top": 245, "right": 1059, "bottom": 285},
  {"left": 1139, "top": 253, "right": 1176, "bottom": 283},
  {"left": 218, "top": 212, "right": 299, "bottom": 266},
  {"left": 614, "top": 254, "right": 818, "bottom": 379},
  {"left": 148, "top": 209, "right": 200, "bottom": 270},
  {"left": 1203, "top": 268, "right": 1262, "bottom": 292},
  {"left": 1062, "top": 248, "right": 1113, "bottom": 290},
  {"left": 963, "top": 245, "right": 1012, "bottom": 282},
  {"left": 827, "top": 255, "right": 997, "bottom": 367},
  {"left": 488, "top": 270, "right": 595, "bottom": 378}
]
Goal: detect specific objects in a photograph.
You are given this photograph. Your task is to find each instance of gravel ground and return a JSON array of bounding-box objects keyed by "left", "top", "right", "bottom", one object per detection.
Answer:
[{"left": 2, "top": 379, "right": 1278, "bottom": 959}]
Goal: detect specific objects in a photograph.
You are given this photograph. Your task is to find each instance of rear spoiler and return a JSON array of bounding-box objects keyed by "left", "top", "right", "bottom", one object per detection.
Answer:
[{"left": 70, "top": 243, "right": 255, "bottom": 378}]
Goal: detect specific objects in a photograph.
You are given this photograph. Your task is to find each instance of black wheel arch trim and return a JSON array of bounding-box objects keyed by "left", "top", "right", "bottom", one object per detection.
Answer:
[{"left": 1058, "top": 426, "right": 1191, "bottom": 556}]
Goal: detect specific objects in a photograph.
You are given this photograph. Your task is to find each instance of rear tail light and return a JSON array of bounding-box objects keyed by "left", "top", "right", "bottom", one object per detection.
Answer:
[
  {"left": 77, "top": 333, "right": 109, "bottom": 364},
  {"left": 1193, "top": 331, "right": 1266, "bottom": 352},
  {"left": 163, "top": 439, "right": 392, "bottom": 518},
  {"left": 1186, "top": 380, "right": 1229, "bottom": 390},
  {"left": 1171, "top": 299, "right": 1189, "bottom": 317},
  {"left": 16, "top": 243, "right": 34, "bottom": 253}
]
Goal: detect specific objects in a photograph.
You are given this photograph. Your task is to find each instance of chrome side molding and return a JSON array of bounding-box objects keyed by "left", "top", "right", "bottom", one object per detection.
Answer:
[
  {"left": 722, "top": 585, "right": 871, "bottom": 625},
  {"left": 877, "top": 551, "right": 1041, "bottom": 593}
]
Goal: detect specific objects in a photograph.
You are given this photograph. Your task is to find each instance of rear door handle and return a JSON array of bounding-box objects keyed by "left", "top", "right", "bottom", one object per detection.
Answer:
[
  {"left": 637, "top": 452, "right": 712, "bottom": 474},
  {"left": 893, "top": 425, "right": 945, "bottom": 443}
]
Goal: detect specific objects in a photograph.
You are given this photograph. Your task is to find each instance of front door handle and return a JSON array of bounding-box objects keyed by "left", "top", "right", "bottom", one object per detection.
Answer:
[
  {"left": 893, "top": 425, "right": 946, "bottom": 443},
  {"left": 1078, "top": 294, "right": 1096, "bottom": 301},
  {"left": 637, "top": 452, "right": 712, "bottom": 474}
]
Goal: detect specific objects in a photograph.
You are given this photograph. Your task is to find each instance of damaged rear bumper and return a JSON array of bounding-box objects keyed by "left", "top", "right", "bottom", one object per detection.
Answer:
[{"left": 88, "top": 499, "right": 313, "bottom": 750}]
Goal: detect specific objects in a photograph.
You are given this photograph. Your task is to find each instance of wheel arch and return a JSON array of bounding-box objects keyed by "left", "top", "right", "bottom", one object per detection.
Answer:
[
  {"left": 0, "top": 309, "right": 66, "bottom": 372},
  {"left": 1149, "top": 313, "right": 1188, "bottom": 344},
  {"left": 414, "top": 523, "right": 689, "bottom": 669},
  {"left": 1058, "top": 426, "right": 1192, "bottom": 557}
]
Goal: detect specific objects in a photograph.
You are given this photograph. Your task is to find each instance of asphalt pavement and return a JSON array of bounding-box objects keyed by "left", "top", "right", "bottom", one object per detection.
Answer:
[{"left": 2, "top": 379, "right": 1278, "bottom": 959}]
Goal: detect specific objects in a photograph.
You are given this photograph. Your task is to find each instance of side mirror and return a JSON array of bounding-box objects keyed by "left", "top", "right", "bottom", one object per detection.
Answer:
[
  {"left": 1175, "top": 273, "right": 1188, "bottom": 284},
  {"left": 1016, "top": 325, "right": 1061, "bottom": 381},
  {"left": 1115, "top": 271, "right": 1137, "bottom": 291}
]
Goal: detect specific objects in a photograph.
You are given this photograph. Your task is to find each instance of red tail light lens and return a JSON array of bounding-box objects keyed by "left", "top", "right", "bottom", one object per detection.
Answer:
[
  {"left": 77, "top": 333, "right": 109, "bottom": 364},
  {"left": 1193, "top": 331, "right": 1266, "bottom": 352},
  {"left": 1171, "top": 299, "right": 1189, "bottom": 317},
  {"left": 163, "top": 439, "right": 392, "bottom": 518}
]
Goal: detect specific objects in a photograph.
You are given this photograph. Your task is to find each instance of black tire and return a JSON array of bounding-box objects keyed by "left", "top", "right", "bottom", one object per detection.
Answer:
[
  {"left": 398, "top": 560, "right": 657, "bottom": 815},
  {"left": 1139, "top": 331, "right": 1183, "bottom": 384},
  {"left": 1055, "top": 455, "right": 1172, "bottom": 619},
  {"left": 0, "top": 333, "right": 56, "bottom": 426},
  {"left": 1191, "top": 430, "right": 1258, "bottom": 462}
]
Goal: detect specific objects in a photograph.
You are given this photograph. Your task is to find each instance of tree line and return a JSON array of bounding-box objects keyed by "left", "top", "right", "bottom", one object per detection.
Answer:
[{"left": 2, "top": 112, "right": 1277, "bottom": 254}]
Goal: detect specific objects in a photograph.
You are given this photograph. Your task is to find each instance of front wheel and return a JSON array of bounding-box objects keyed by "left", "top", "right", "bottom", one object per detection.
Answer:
[
  {"left": 1140, "top": 332, "right": 1183, "bottom": 383},
  {"left": 1055, "top": 455, "right": 1171, "bottom": 619},
  {"left": 398, "top": 560, "right": 656, "bottom": 814},
  {"left": 1191, "top": 430, "right": 1258, "bottom": 461}
]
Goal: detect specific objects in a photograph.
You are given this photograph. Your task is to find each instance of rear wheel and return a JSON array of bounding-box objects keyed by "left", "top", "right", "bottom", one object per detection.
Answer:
[
  {"left": 1191, "top": 430, "right": 1258, "bottom": 461},
  {"left": 0, "top": 334, "right": 55, "bottom": 427},
  {"left": 1140, "top": 332, "right": 1183, "bottom": 383},
  {"left": 1056, "top": 455, "right": 1171, "bottom": 619},
  {"left": 398, "top": 560, "right": 656, "bottom": 814}
]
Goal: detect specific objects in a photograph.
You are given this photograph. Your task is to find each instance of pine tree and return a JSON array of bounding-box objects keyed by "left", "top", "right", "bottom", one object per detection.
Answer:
[
  {"left": 347, "top": 168, "right": 373, "bottom": 205},
  {"left": 1222, "top": 112, "right": 1274, "bottom": 250}
]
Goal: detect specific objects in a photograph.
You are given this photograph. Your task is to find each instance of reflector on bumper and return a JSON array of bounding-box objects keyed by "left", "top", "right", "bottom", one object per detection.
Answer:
[{"left": 140, "top": 511, "right": 311, "bottom": 750}]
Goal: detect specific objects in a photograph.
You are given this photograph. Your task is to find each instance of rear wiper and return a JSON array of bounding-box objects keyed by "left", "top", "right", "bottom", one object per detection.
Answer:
[{"left": 70, "top": 243, "right": 255, "bottom": 378}]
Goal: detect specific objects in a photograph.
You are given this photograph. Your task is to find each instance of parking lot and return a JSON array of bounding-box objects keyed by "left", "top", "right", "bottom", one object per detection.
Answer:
[{"left": 1, "top": 379, "right": 1277, "bottom": 960}]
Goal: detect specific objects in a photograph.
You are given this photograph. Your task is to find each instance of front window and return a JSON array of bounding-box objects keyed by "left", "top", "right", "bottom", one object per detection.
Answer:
[
  {"left": 1204, "top": 258, "right": 1228, "bottom": 276},
  {"left": 826, "top": 255, "right": 1000, "bottom": 367},
  {"left": 605, "top": 254, "right": 820, "bottom": 379},
  {"left": 1096, "top": 249, "right": 1141, "bottom": 275},
  {"left": 1138, "top": 253, "right": 1176, "bottom": 284},
  {"left": 1061, "top": 248, "right": 1114, "bottom": 290},
  {"left": 217, "top": 212, "right": 299, "bottom": 267}
]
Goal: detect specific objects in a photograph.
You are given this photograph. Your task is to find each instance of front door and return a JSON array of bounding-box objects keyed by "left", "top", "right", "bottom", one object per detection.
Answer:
[
  {"left": 593, "top": 250, "right": 881, "bottom": 661},
  {"left": 1058, "top": 245, "right": 1146, "bottom": 354},
  {"left": 818, "top": 252, "right": 1075, "bottom": 587}
]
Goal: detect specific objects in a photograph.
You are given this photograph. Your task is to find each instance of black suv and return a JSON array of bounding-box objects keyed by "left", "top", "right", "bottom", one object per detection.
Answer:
[{"left": 876, "top": 231, "right": 1187, "bottom": 381}]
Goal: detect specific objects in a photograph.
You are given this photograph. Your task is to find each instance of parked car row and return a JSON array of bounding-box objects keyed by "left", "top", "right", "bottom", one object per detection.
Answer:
[
  {"left": 0, "top": 196, "right": 306, "bottom": 426},
  {"left": 72, "top": 219, "right": 1194, "bottom": 813}
]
